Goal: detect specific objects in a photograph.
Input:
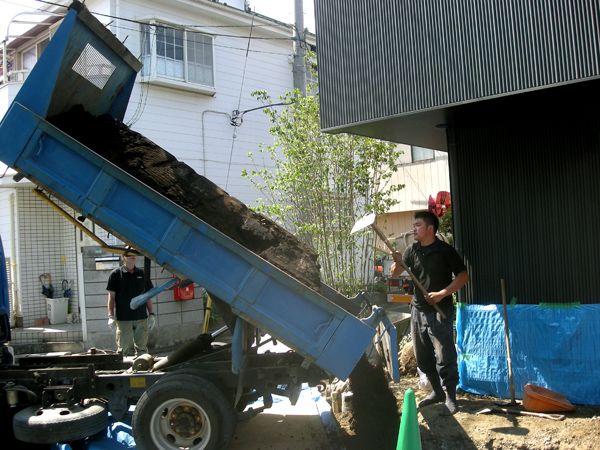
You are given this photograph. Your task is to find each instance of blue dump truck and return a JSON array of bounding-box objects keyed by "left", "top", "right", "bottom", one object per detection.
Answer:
[{"left": 0, "top": 2, "right": 398, "bottom": 449}]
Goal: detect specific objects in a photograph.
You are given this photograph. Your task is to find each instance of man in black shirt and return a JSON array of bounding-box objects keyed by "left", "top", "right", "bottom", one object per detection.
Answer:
[
  {"left": 107, "top": 246, "right": 154, "bottom": 357},
  {"left": 392, "top": 211, "right": 469, "bottom": 415}
]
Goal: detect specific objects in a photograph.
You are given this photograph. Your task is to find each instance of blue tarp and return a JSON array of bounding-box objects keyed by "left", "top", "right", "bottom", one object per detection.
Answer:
[
  {"left": 457, "top": 303, "right": 600, "bottom": 405},
  {"left": 51, "top": 419, "right": 136, "bottom": 450}
]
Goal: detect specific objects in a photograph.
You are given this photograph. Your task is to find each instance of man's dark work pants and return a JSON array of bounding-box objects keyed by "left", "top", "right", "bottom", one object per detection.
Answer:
[{"left": 410, "top": 303, "right": 458, "bottom": 390}]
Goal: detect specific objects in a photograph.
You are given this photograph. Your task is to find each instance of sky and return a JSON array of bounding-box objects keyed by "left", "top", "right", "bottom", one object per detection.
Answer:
[
  {"left": 0, "top": 0, "right": 315, "bottom": 41},
  {"left": 1, "top": 0, "right": 42, "bottom": 39},
  {"left": 249, "top": 0, "right": 315, "bottom": 31}
]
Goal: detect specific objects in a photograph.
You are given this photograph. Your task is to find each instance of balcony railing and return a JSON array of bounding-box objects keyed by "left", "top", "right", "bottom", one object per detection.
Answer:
[{"left": 1, "top": 69, "right": 31, "bottom": 85}]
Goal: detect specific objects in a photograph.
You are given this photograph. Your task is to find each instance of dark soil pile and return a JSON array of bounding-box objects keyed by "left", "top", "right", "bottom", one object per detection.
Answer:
[
  {"left": 344, "top": 356, "right": 400, "bottom": 450},
  {"left": 336, "top": 374, "right": 600, "bottom": 450},
  {"left": 48, "top": 106, "right": 322, "bottom": 293}
]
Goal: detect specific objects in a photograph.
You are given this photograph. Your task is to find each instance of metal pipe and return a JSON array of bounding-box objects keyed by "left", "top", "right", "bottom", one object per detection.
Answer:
[
  {"left": 8, "top": 192, "right": 20, "bottom": 323},
  {"left": 152, "top": 325, "right": 228, "bottom": 371},
  {"left": 31, "top": 189, "right": 134, "bottom": 256},
  {"left": 130, "top": 277, "right": 179, "bottom": 310},
  {"left": 31, "top": 189, "right": 106, "bottom": 247}
]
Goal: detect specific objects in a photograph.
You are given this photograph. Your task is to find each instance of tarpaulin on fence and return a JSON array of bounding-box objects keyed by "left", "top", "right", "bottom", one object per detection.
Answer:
[{"left": 457, "top": 303, "right": 600, "bottom": 406}]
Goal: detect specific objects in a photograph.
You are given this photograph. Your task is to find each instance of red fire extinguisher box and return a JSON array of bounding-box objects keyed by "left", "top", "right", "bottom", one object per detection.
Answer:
[{"left": 173, "top": 277, "right": 195, "bottom": 301}]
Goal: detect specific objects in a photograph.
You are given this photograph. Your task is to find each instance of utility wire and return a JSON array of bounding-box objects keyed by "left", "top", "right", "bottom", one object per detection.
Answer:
[
  {"left": 226, "top": 12, "right": 255, "bottom": 190},
  {"left": 15, "top": 0, "right": 299, "bottom": 55},
  {"left": 34, "top": 0, "right": 296, "bottom": 32},
  {"left": 109, "top": 20, "right": 294, "bottom": 56},
  {"left": 31, "top": 0, "right": 297, "bottom": 41}
]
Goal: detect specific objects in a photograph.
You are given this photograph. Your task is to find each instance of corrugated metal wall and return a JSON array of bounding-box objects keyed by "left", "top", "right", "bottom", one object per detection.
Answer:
[
  {"left": 315, "top": 0, "right": 600, "bottom": 131},
  {"left": 453, "top": 103, "right": 600, "bottom": 305}
]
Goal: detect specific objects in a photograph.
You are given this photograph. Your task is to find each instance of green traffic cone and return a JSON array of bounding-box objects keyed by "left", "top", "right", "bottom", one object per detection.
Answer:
[{"left": 396, "top": 389, "right": 421, "bottom": 450}]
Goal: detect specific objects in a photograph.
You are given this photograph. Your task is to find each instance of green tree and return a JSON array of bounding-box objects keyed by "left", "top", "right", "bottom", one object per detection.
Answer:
[
  {"left": 242, "top": 85, "right": 404, "bottom": 295},
  {"left": 438, "top": 209, "right": 454, "bottom": 246}
]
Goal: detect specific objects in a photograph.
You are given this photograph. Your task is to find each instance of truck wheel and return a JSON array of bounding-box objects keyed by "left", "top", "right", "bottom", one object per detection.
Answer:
[
  {"left": 13, "top": 402, "right": 109, "bottom": 444},
  {"left": 132, "top": 372, "right": 236, "bottom": 450}
]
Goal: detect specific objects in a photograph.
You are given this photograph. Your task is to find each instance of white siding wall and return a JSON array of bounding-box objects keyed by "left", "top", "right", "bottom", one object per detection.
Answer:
[
  {"left": 376, "top": 145, "right": 451, "bottom": 246},
  {"left": 98, "top": 0, "right": 296, "bottom": 206},
  {"left": 0, "top": 0, "right": 304, "bottom": 345},
  {"left": 388, "top": 145, "right": 450, "bottom": 213}
]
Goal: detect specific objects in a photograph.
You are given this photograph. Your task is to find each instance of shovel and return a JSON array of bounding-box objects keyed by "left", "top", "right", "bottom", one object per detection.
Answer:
[
  {"left": 39, "top": 273, "right": 54, "bottom": 298},
  {"left": 351, "top": 213, "right": 446, "bottom": 319},
  {"left": 495, "top": 279, "right": 519, "bottom": 407},
  {"left": 476, "top": 407, "right": 565, "bottom": 421}
]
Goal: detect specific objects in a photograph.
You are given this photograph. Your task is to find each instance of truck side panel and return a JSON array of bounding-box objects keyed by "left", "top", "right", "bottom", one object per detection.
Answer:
[{"left": 0, "top": 104, "right": 376, "bottom": 380}]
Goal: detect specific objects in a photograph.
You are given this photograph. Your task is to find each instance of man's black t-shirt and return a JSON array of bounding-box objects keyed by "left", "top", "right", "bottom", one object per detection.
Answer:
[
  {"left": 106, "top": 265, "right": 153, "bottom": 321},
  {"left": 402, "top": 238, "right": 467, "bottom": 314}
]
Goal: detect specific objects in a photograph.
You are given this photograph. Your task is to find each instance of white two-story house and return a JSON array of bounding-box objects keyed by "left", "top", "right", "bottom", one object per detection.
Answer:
[{"left": 0, "top": 0, "right": 315, "bottom": 351}]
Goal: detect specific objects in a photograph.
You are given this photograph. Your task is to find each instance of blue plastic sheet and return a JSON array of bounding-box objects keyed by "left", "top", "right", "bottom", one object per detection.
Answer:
[
  {"left": 457, "top": 303, "right": 600, "bottom": 406},
  {"left": 51, "top": 419, "right": 136, "bottom": 450}
]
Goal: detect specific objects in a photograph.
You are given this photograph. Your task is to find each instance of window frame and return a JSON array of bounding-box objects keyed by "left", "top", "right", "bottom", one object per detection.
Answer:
[
  {"left": 410, "top": 146, "right": 436, "bottom": 163},
  {"left": 140, "top": 19, "right": 216, "bottom": 95},
  {"left": 17, "top": 36, "right": 50, "bottom": 81}
]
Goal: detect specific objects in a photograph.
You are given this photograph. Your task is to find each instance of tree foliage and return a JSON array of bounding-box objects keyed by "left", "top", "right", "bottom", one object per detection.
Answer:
[{"left": 242, "top": 84, "right": 404, "bottom": 295}]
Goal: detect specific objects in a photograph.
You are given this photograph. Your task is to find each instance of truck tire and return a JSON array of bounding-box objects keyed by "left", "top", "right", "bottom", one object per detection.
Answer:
[
  {"left": 132, "top": 372, "right": 236, "bottom": 450},
  {"left": 13, "top": 402, "right": 109, "bottom": 444}
]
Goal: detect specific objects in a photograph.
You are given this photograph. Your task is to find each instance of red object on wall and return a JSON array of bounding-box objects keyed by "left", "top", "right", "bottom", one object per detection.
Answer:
[
  {"left": 428, "top": 191, "right": 451, "bottom": 217},
  {"left": 173, "top": 278, "right": 195, "bottom": 301}
]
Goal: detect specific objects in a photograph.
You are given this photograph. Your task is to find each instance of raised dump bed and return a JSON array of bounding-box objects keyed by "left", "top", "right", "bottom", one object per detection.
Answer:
[{"left": 0, "top": 1, "right": 398, "bottom": 383}]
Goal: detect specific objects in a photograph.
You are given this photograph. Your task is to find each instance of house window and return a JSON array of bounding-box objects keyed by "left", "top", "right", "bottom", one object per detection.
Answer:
[
  {"left": 141, "top": 22, "right": 215, "bottom": 94},
  {"left": 19, "top": 38, "right": 49, "bottom": 81},
  {"left": 411, "top": 146, "right": 435, "bottom": 162}
]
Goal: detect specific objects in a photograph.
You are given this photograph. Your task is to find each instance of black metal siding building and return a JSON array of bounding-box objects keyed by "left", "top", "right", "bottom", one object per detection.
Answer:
[{"left": 315, "top": 0, "right": 600, "bottom": 306}]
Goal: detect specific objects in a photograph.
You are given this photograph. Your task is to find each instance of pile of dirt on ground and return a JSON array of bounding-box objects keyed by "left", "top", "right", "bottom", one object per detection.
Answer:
[
  {"left": 334, "top": 374, "right": 600, "bottom": 450},
  {"left": 48, "top": 106, "right": 322, "bottom": 293},
  {"left": 341, "top": 356, "right": 400, "bottom": 450}
]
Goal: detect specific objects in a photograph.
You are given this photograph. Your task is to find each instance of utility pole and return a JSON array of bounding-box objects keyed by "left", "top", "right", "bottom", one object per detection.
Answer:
[{"left": 293, "top": 0, "right": 306, "bottom": 96}]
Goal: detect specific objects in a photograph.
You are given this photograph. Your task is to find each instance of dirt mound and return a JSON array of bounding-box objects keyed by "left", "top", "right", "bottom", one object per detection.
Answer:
[
  {"left": 48, "top": 106, "right": 321, "bottom": 293},
  {"left": 335, "top": 375, "right": 600, "bottom": 450},
  {"left": 343, "top": 356, "right": 400, "bottom": 449},
  {"left": 398, "top": 340, "right": 417, "bottom": 376}
]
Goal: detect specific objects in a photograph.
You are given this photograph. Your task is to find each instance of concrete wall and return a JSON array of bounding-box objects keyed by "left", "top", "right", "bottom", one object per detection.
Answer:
[
  {"left": 14, "top": 188, "right": 79, "bottom": 328},
  {"left": 82, "top": 246, "right": 206, "bottom": 352}
]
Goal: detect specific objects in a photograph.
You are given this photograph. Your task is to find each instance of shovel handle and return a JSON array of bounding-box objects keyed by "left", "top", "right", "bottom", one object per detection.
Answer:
[
  {"left": 370, "top": 223, "right": 446, "bottom": 320},
  {"left": 500, "top": 408, "right": 566, "bottom": 421},
  {"left": 519, "top": 411, "right": 566, "bottom": 421},
  {"left": 486, "top": 407, "right": 566, "bottom": 421}
]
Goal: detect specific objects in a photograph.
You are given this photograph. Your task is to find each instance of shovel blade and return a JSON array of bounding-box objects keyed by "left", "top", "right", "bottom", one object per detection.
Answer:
[{"left": 350, "top": 213, "right": 376, "bottom": 235}]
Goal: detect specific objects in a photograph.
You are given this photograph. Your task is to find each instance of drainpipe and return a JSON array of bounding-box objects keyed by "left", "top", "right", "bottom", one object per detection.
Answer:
[
  {"left": 8, "top": 193, "right": 20, "bottom": 324},
  {"left": 76, "top": 237, "right": 88, "bottom": 344}
]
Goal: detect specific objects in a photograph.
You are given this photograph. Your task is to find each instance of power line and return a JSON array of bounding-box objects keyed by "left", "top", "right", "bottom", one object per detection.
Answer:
[
  {"left": 31, "top": 0, "right": 297, "bottom": 41},
  {"left": 226, "top": 12, "right": 255, "bottom": 190},
  {"left": 110, "top": 20, "right": 294, "bottom": 56},
  {"left": 12, "top": 0, "right": 299, "bottom": 55},
  {"left": 103, "top": 15, "right": 295, "bottom": 41}
]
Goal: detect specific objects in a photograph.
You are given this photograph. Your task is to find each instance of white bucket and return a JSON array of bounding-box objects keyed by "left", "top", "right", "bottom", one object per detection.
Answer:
[{"left": 46, "top": 297, "right": 68, "bottom": 324}]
